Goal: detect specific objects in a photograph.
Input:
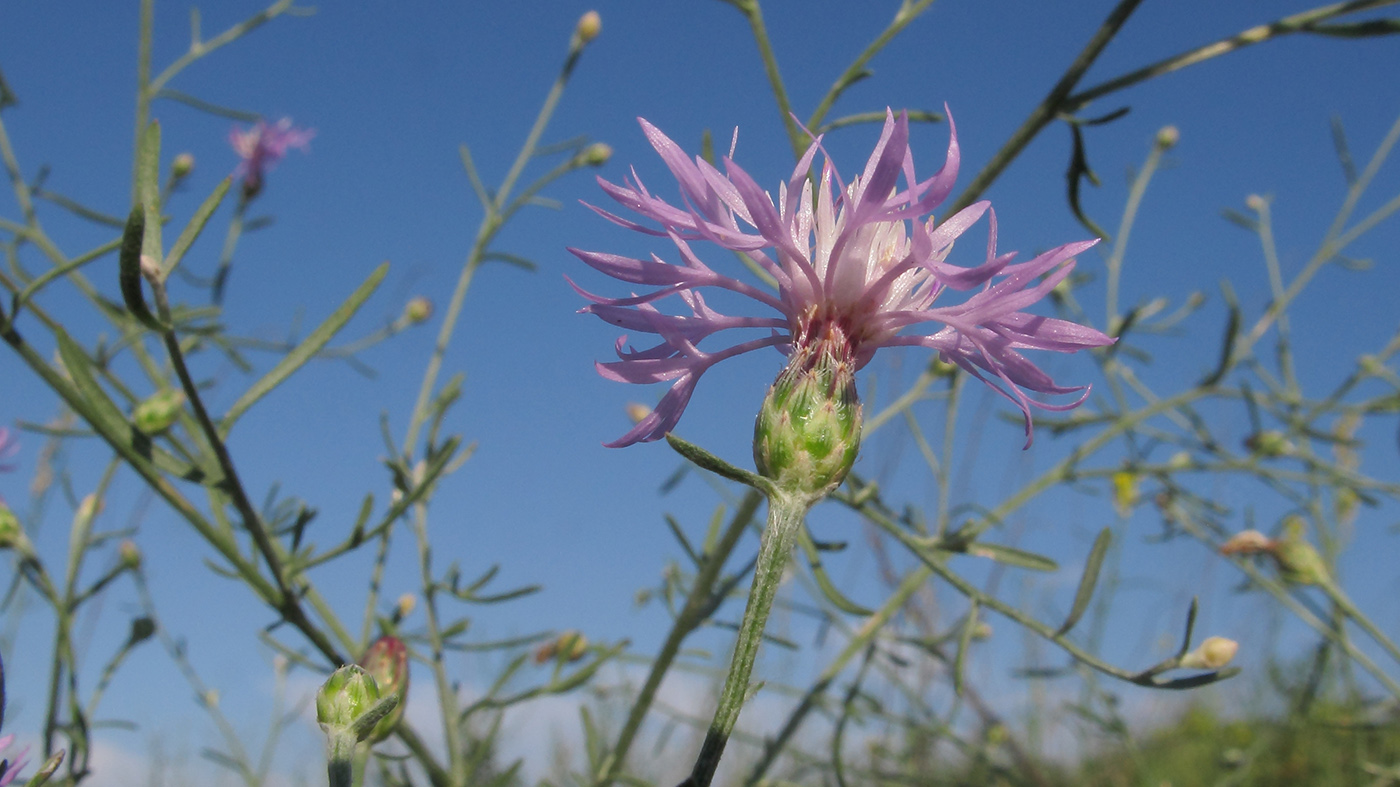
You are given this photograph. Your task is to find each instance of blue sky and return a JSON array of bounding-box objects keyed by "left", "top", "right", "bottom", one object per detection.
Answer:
[{"left": 2, "top": 0, "right": 1399, "bottom": 781}]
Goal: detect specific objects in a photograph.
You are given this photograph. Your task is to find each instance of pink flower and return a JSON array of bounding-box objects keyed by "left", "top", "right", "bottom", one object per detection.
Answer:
[
  {"left": 570, "top": 109, "right": 1113, "bottom": 448},
  {"left": 228, "top": 117, "right": 314, "bottom": 198},
  {"left": 0, "top": 427, "right": 15, "bottom": 473},
  {"left": 0, "top": 733, "right": 27, "bottom": 787}
]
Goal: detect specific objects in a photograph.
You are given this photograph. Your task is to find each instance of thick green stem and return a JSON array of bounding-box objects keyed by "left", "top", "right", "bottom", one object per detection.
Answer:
[{"left": 682, "top": 493, "right": 809, "bottom": 787}]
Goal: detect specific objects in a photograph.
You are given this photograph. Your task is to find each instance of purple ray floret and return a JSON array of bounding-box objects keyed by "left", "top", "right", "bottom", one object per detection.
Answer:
[
  {"left": 229, "top": 117, "right": 314, "bottom": 196},
  {"left": 571, "top": 108, "right": 1114, "bottom": 448}
]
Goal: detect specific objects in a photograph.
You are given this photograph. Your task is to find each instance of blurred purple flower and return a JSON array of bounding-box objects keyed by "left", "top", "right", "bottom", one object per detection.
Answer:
[
  {"left": 228, "top": 117, "right": 314, "bottom": 198},
  {"left": 0, "top": 427, "right": 15, "bottom": 473},
  {"left": 570, "top": 108, "right": 1113, "bottom": 448},
  {"left": 0, "top": 734, "right": 27, "bottom": 787}
]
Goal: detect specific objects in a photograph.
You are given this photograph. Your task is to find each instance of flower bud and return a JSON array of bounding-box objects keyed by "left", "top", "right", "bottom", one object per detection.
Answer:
[
  {"left": 753, "top": 328, "right": 862, "bottom": 500},
  {"left": 1155, "top": 125, "right": 1180, "bottom": 149},
  {"left": 1244, "top": 430, "right": 1292, "bottom": 458},
  {"left": 625, "top": 402, "right": 653, "bottom": 424},
  {"left": 1180, "top": 636, "right": 1238, "bottom": 670},
  {"left": 172, "top": 152, "right": 195, "bottom": 179},
  {"left": 574, "top": 11, "right": 602, "bottom": 45},
  {"left": 1272, "top": 517, "right": 1330, "bottom": 586},
  {"left": 395, "top": 593, "right": 416, "bottom": 620},
  {"left": 403, "top": 296, "right": 433, "bottom": 325},
  {"left": 0, "top": 504, "right": 22, "bottom": 551},
  {"left": 1245, "top": 194, "right": 1268, "bottom": 212},
  {"left": 317, "top": 665, "right": 381, "bottom": 734},
  {"left": 534, "top": 630, "right": 588, "bottom": 664},
  {"left": 1219, "top": 529, "right": 1273, "bottom": 556},
  {"left": 133, "top": 389, "right": 186, "bottom": 434},
  {"left": 358, "top": 637, "right": 409, "bottom": 744},
  {"left": 1110, "top": 470, "right": 1139, "bottom": 518},
  {"left": 1166, "top": 451, "right": 1192, "bottom": 470},
  {"left": 582, "top": 142, "right": 612, "bottom": 167},
  {"left": 119, "top": 539, "right": 142, "bottom": 571},
  {"left": 929, "top": 357, "right": 959, "bottom": 379}
]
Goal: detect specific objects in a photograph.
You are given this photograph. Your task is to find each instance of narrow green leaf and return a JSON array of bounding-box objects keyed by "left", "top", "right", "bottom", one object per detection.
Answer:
[
  {"left": 55, "top": 329, "right": 133, "bottom": 436},
  {"left": 665, "top": 434, "right": 770, "bottom": 492},
  {"left": 797, "top": 526, "right": 873, "bottom": 616},
  {"left": 164, "top": 177, "right": 231, "bottom": 276},
  {"left": 953, "top": 602, "right": 979, "bottom": 697},
  {"left": 965, "top": 541, "right": 1059, "bottom": 572},
  {"left": 1176, "top": 597, "right": 1200, "bottom": 658},
  {"left": 220, "top": 262, "right": 388, "bottom": 435},
  {"left": 1056, "top": 528, "right": 1112, "bottom": 636},
  {"left": 117, "top": 207, "right": 165, "bottom": 331},
  {"left": 664, "top": 515, "right": 700, "bottom": 566},
  {"left": 1199, "top": 285, "right": 1239, "bottom": 387}
]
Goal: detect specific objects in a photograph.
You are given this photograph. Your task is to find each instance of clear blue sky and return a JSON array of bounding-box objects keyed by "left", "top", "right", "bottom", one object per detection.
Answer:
[{"left": 2, "top": 1, "right": 1399, "bottom": 781}]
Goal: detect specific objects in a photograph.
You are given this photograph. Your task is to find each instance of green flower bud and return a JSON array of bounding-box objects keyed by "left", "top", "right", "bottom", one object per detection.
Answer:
[
  {"left": 119, "top": 539, "right": 142, "bottom": 571},
  {"left": 171, "top": 152, "right": 195, "bottom": 179},
  {"left": 1272, "top": 517, "right": 1330, "bottom": 586},
  {"left": 0, "top": 504, "right": 23, "bottom": 550},
  {"left": 133, "top": 389, "right": 186, "bottom": 434},
  {"left": 1110, "top": 470, "right": 1139, "bottom": 518},
  {"left": 753, "top": 328, "right": 862, "bottom": 501},
  {"left": 358, "top": 637, "right": 409, "bottom": 744},
  {"left": 1155, "top": 125, "right": 1180, "bottom": 149},
  {"left": 403, "top": 296, "right": 433, "bottom": 325},
  {"left": 316, "top": 665, "right": 381, "bottom": 735},
  {"left": 1180, "top": 636, "right": 1238, "bottom": 670},
  {"left": 574, "top": 10, "right": 602, "bottom": 45},
  {"left": 1244, "top": 430, "right": 1292, "bottom": 458},
  {"left": 582, "top": 142, "right": 612, "bottom": 167}
]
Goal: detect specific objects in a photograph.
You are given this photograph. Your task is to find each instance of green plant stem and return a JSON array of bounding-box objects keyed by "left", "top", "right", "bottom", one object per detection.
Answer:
[
  {"left": 682, "top": 492, "right": 809, "bottom": 787},
  {"left": 593, "top": 490, "right": 762, "bottom": 787},
  {"left": 326, "top": 731, "right": 356, "bottom": 787},
  {"left": 742, "top": 565, "right": 932, "bottom": 786}
]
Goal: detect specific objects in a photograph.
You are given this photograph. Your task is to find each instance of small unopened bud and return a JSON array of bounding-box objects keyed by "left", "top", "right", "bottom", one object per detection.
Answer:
[
  {"left": 1166, "top": 451, "right": 1192, "bottom": 470},
  {"left": 359, "top": 636, "right": 409, "bottom": 743},
  {"left": 625, "top": 402, "right": 653, "bottom": 424},
  {"left": 1155, "top": 125, "right": 1180, "bottom": 149},
  {"left": 1272, "top": 517, "right": 1330, "bottom": 586},
  {"left": 1180, "top": 636, "right": 1238, "bottom": 670},
  {"left": 971, "top": 622, "right": 993, "bottom": 641},
  {"left": 77, "top": 494, "right": 102, "bottom": 524},
  {"left": 929, "top": 357, "right": 959, "bottom": 379},
  {"left": 754, "top": 328, "right": 862, "bottom": 501},
  {"left": 119, "top": 539, "right": 142, "bottom": 570},
  {"left": 172, "top": 152, "right": 195, "bottom": 179},
  {"left": 203, "top": 689, "right": 220, "bottom": 708},
  {"left": 1245, "top": 194, "right": 1267, "bottom": 212},
  {"left": 574, "top": 10, "right": 602, "bottom": 45},
  {"left": 1219, "top": 529, "right": 1274, "bottom": 556},
  {"left": 134, "top": 389, "right": 186, "bottom": 434},
  {"left": 0, "top": 504, "right": 23, "bottom": 550},
  {"left": 317, "top": 665, "right": 381, "bottom": 734},
  {"left": 1110, "top": 470, "right": 1139, "bottom": 517},
  {"left": 1244, "top": 430, "right": 1292, "bottom": 458},
  {"left": 582, "top": 142, "right": 612, "bottom": 167},
  {"left": 535, "top": 630, "right": 589, "bottom": 664},
  {"left": 395, "top": 593, "right": 416, "bottom": 620},
  {"left": 403, "top": 296, "right": 433, "bottom": 325}
]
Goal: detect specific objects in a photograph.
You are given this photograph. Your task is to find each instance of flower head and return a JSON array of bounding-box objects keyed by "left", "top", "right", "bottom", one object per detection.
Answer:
[
  {"left": 229, "top": 118, "right": 314, "bottom": 199},
  {"left": 0, "top": 428, "right": 16, "bottom": 474},
  {"left": 570, "top": 109, "right": 1113, "bottom": 448},
  {"left": 0, "top": 734, "right": 26, "bottom": 787}
]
